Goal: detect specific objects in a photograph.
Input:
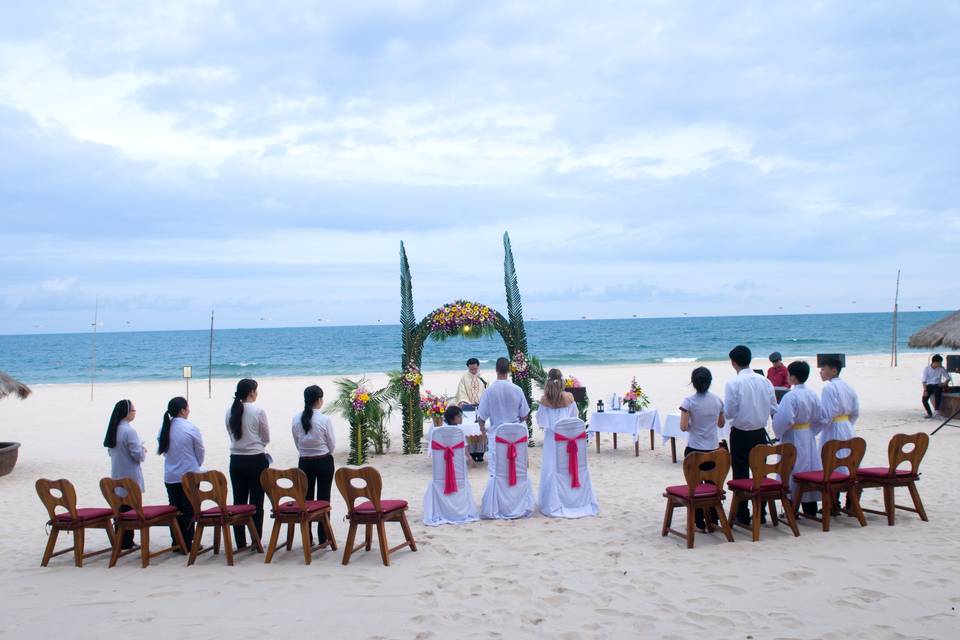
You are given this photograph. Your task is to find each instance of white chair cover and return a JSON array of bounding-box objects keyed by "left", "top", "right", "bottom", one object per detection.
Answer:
[
  {"left": 423, "top": 426, "right": 479, "bottom": 526},
  {"left": 539, "top": 417, "right": 599, "bottom": 518},
  {"left": 480, "top": 423, "right": 535, "bottom": 520}
]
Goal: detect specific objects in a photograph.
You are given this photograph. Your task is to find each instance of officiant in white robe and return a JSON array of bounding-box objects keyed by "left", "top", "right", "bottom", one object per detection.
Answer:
[{"left": 457, "top": 358, "right": 489, "bottom": 461}]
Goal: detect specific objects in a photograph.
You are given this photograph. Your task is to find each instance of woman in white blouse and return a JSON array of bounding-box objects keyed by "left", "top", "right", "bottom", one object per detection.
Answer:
[
  {"left": 291, "top": 385, "right": 336, "bottom": 544},
  {"left": 103, "top": 399, "right": 146, "bottom": 550},
  {"left": 225, "top": 378, "right": 270, "bottom": 549},
  {"left": 158, "top": 396, "right": 205, "bottom": 552}
]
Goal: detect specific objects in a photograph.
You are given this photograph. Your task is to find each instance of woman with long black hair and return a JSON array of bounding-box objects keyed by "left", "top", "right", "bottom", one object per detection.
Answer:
[
  {"left": 291, "top": 385, "right": 336, "bottom": 544},
  {"left": 103, "top": 399, "right": 146, "bottom": 549},
  {"left": 225, "top": 378, "right": 270, "bottom": 549},
  {"left": 158, "top": 396, "right": 204, "bottom": 552}
]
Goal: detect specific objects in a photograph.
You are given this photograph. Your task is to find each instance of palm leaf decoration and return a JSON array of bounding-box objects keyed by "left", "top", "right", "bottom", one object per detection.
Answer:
[
  {"left": 400, "top": 241, "right": 416, "bottom": 361},
  {"left": 503, "top": 231, "right": 527, "bottom": 355},
  {"left": 399, "top": 242, "right": 423, "bottom": 453}
]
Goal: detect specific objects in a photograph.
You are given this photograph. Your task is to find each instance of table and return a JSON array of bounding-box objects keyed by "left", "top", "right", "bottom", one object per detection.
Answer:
[
  {"left": 662, "top": 413, "right": 732, "bottom": 463},
  {"left": 588, "top": 408, "right": 661, "bottom": 456},
  {"left": 426, "top": 413, "right": 484, "bottom": 451}
]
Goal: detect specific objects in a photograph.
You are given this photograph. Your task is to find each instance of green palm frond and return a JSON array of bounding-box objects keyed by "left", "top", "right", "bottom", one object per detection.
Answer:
[
  {"left": 503, "top": 231, "right": 528, "bottom": 354},
  {"left": 400, "top": 242, "right": 416, "bottom": 362}
]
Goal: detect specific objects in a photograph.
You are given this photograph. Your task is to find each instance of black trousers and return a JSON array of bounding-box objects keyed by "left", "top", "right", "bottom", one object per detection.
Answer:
[
  {"left": 922, "top": 384, "right": 944, "bottom": 416},
  {"left": 165, "top": 481, "right": 194, "bottom": 551},
  {"left": 119, "top": 505, "right": 135, "bottom": 549},
  {"left": 298, "top": 454, "right": 335, "bottom": 542},
  {"left": 683, "top": 445, "right": 719, "bottom": 530},
  {"left": 730, "top": 427, "right": 769, "bottom": 523},
  {"left": 229, "top": 453, "right": 269, "bottom": 547}
]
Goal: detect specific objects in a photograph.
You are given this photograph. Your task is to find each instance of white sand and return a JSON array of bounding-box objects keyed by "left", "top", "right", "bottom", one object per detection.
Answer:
[{"left": 1, "top": 352, "right": 958, "bottom": 639}]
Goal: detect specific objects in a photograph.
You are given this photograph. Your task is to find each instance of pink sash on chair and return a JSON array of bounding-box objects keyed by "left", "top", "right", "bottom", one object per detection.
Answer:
[
  {"left": 554, "top": 432, "right": 587, "bottom": 488},
  {"left": 495, "top": 435, "right": 528, "bottom": 486},
  {"left": 431, "top": 440, "right": 465, "bottom": 494}
]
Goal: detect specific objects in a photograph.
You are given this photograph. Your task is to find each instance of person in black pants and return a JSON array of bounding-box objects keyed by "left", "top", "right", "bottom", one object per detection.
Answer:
[
  {"left": 226, "top": 378, "right": 271, "bottom": 549},
  {"left": 229, "top": 452, "right": 269, "bottom": 547},
  {"left": 922, "top": 354, "right": 952, "bottom": 418},
  {"left": 293, "top": 385, "right": 336, "bottom": 543}
]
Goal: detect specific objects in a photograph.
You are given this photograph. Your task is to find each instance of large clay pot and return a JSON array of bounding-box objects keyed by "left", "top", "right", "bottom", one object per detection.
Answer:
[{"left": 0, "top": 442, "right": 20, "bottom": 477}]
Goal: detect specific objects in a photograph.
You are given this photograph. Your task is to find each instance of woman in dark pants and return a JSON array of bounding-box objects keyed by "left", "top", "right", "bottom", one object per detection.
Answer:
[
  {"left": 679, "top": 367, "right": 726, "bottom": 531},
  {"left": 292, "top": 385, "right": 336, "bottom": 543},
  {"left": 157, "top": 396, "right": 204, "bottom": 552},
  {"left": 226, "top": 379, "right": 271, "bottom": 549}
]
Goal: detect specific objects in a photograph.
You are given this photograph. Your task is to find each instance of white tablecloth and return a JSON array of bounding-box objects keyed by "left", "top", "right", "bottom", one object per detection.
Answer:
[
  {"left": 663, "top": 413, "right": 731, "bottom": 445},
  {"left": 426, "top": 413, "right": 482, "bottom": 453},
  {"left": 588, "top": 408, "right": 661, "bottom": 442}
]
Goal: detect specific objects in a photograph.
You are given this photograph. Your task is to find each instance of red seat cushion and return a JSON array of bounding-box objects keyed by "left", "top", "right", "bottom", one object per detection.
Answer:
[
  {"left": 727, "top": 477, "right": 785, "bottom": 492},
  {"left": 665, "top": 484, "right": 720, "bottom": 499},
  {"left": 793, "top": 471, "right": 849, "bottom": 483},
  {"left": 55, "top": 507, "right": 114, "bottom": 522},
  {"left": 119, "top": 505, "right": 177, "bottom": 520},
  {"left": 858, "top": 467, "right": 916, "bottom": 479},
  {"left": 354, "top": 499, "right": 408, "bottom": 514},
  {"left": 277, "top": 500, "right": 330, "bottom": 513},
  {"left": 201, "top": 504, "right": 257, "bottom": 517}
]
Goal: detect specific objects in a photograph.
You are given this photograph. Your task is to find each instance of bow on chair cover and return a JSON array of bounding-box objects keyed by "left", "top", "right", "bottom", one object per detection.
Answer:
[
  {"left": 431, "top": 440, "right": 465, "bottom": 494},
  {"left": 554, "top": 432, "right": 587, "bottom": 488},
  {"left": 496, "top": 435, "right": 528, "bottom": 486}
]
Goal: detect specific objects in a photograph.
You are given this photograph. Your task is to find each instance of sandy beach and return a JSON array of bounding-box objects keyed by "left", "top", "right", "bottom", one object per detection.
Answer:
[{"left": 1, "top": 352, "right": 958, "bottom": 639}]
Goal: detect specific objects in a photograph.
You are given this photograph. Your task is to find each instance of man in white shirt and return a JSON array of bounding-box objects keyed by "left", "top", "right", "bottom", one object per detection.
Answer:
[
  {"left": 922, "top": 354, "right": 952, "bottom": 418},
  {"left": 724, "top": 345, "right": 778, "bottom": 526},
  {"left": 477, "top": 357, "right": 530, "bottom": 475}
]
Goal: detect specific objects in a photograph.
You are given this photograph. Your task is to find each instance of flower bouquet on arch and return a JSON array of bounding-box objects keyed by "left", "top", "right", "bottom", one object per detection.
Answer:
[{"left": 624, "top": 377, "right": 651, "bottom": 414}]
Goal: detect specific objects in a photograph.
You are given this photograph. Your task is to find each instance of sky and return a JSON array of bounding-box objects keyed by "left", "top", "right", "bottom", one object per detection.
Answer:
[{"left": 0, "top": 1, "right": 958, "bottom": 335}]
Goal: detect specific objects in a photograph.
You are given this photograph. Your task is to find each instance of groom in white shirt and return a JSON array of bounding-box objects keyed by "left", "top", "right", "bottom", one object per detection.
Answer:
[{"left": 477, "top": 357, "right": 530, "bottom": 474}]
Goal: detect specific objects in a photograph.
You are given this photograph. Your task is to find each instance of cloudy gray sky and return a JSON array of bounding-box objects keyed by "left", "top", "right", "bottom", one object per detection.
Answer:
[{"left": 1, "top": 1, "right": 958, "bottom": 334}]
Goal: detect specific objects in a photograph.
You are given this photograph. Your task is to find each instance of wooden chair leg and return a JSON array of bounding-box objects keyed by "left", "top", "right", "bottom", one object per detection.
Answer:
[
  {"left": 140, "top": 527, "right": 151, "bottom": 568},
  {"left": 882, "top": 485, "right": 895, "bottom": 526},
  {"left": 171, "top": 519, "right": 188, "bottom": 557},
  {"left": 322, "top": 514, "right": 338, "bottom": 551},
  {"left": 222, "top": 523, "right": 235, "bottom": 566},
  {"left": 41, "top": 528, "right": 60, "bottom": 567},
  {"left": 213, "top": 525, "right": 221, "bottom": 555},
  {"left": 108, "top": 525, "right": 123, "bottom": 567},
  {"left": 285, "top": 522, "right": 295, "bottom": 551},
  {"left": 727, "top": 493, "right": 740, "bottom": 529},
  {"left": 73, "top": 527, "right": 85, "bottom": 567},
  {"left": 188, "top": 523, "right": 203, "bottom": 566},
  {"left": 847, "top": 484, "right": 867, "bottom": 527},
  {"left": 767, "top": 499, "right": 779, "bottom": 527},
  {"left": 661, "top": 500, "right": 674, "bottom": 536},
  {"left": 103, "top": 523, "right": 116, "bottom": 547},
  {"left": 780, "top": 495, "right": 800, "bottom": 537},
  {"left": 821, "top": 489, "right": 832, "bottom": 532},
  {"left": 248, "top": 516, "right": 264, "bottom": 553},
  {"left": 399, "top": 512, "right": 417, "bottom": 551},
  {"left": 907, "top": 482, "right": 929, "bottom": 521},
  {"left": 300, "top": 520, "right": 312, "bottom": 565},
  {"left": 342, "top": 521, "right": 358, "bottom": 566},
  {"left": 376, "top": 519, "right": 391, "bottom": 565},
  {"left": 264, "top": 519, "right": 282, "bottom": 564},
  {"left": 685, "top": 503, "right": 695, "bottom": 549},
  {"left": 751, "top": 496, "right": 761, "bottom": 542},
  {"left": 716, "top": 500, "right": 734, "bottom": 542},
  {"left": 364, "top": 524, "right": 373, "bottom": 551}
]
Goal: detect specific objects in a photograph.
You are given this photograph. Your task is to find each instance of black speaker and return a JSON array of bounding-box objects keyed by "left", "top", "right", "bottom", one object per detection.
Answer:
[
  {"left": 753, "top": 369, "right": 764, "bottom": 376},
  {"left": 816, "top": 353, "right": 846, "bottom": 368},
  {"left": 946, "top": 355, "right": 960, "bottom": 374}
]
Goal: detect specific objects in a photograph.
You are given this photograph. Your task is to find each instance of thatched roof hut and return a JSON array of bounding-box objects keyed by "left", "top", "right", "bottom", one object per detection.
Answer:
[
  {"left": 908, "top": 310, "right": 960, "bottom": 350},
  {"left": 0, "top": 371, "right": 31, "bottom": 401}
]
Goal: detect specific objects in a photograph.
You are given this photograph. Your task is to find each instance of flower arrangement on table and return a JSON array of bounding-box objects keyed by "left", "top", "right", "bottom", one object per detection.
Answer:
[
  {"left": 623, "top": 377, "right": 651, "bottom": 412},
  {"left": 509, "top": 351, "right": 530, "bottom": 380},
  {"left": 563, "top": 375, "right": 590, "bottom": 421},
  {"left": 427, "top": 300, "right": 496, "bottom": 340},
  {"left": 564, "top": 376, "right": 582, "bottom": 389},
  {"left": 420, "top": 390, "right": 448, "bottom": 425}
]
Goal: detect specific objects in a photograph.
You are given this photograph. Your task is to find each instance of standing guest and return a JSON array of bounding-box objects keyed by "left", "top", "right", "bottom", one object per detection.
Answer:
[
  {"left": 477, "top": 356, "right": 530, "bottom": 475},
  {"left": 456, "top": 358, "right": 489, "bottom": 462},
  {"left": 226, "top": 378, "right": 270, "bottom": 550},
  {"left": 817, "top": 357, "right": 859, "bottom": 512},
  {"left": 103, "top": 399, "right": 146, "bottom": 550},
  {"left": 291, "top": 385, "right": 335, "bottom": 544},
  {"left": 921, "top": 354, "right": 952, "bottom": 419},
  {"left": 771, "top": 361, "right": 822, "bottom": 517},
  {"left": 536, "top": 369, "right": 578, "bottom": 508},
  {"left": 157, "top": 396, "right": 204, "bottom": 552},
  {"left": 766, "top": 352, "right": 791, "bottom": 389},
  {"left": 679, "top": 366, "right": 725, "bottom": 531},
  {"left": 724, "top": 345, "right": 778, "bottom": 526}
]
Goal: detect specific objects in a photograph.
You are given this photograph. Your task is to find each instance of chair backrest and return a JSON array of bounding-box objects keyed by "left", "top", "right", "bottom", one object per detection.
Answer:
[
  {"left": 748, "top": 443, "right": 797, "bottom": 489},
  {"left": 35, "top": 478, "right": 79, "bottom": 521},
  {"left": 493, "top": 422, "right": 529, "bottom": 482},
  {"left": 260, "top": 468, "right": 308, "bottom": 510},
  {"left": 821, "top": 437, "right": 867, "bottom": 479},
  {"left": 430, "top": 426, "right": 467, "bottom": 489},
  {"left": 335, "top": 466, "right": 384, "bottom": 514},
  {"left": 681, "top": 448, "right": 731, "bottom": 497},
  {"left": 887, "top": 432, "right": 929, "bottom": 476},
  {"left": 553, "top": 417, "right": 588, "bottom": 478},
  {"left": 181, "top": 470, "right": 229, "bottom": 513},
  {"left": 99, "top": 477, "right": 144, "bottom": 518}
]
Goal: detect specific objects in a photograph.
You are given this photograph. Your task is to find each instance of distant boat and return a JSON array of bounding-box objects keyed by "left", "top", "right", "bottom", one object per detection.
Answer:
[{"left": 581, "top": 315, "right": 589, "bottom": 320}]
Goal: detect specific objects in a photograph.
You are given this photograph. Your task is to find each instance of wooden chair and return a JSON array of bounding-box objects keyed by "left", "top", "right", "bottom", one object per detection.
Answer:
[
  {"left": 36, "top": 478, "right": 116, "bottom": 567},
  {"left": 858, "top": 433, "right": 929, "bottom": 525},
  {"left": 792, "top": 437, "right": 868, "bottom": 532},
  {"left": 661, "top": 449, "right": 734, "bottom": 549},
  {"left": 335, "top": 466, "right": 417, "bottom": 566},
  {"left": 727, "top": 443, "right": 801, "bottom": 542},
  {"left": 181, "top": 470, "right": 263, "bottom": 565},
  {"left": 260, "top": 468, "right": 337, "bottom": 565},
  {"left": 99, "top": 477, "right": 187, "bottom": 568}
]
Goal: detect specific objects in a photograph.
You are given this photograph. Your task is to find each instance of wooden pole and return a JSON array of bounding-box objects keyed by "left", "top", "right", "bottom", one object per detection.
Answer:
[
  {"left": 208, "top": 309, "right": 214, "bottom": 399},
  {"left": 90, "top": 296, "right": 99, "bottom": 400},
  {"left": 891, "top": 270, "right": 900, "bottom": 367}
]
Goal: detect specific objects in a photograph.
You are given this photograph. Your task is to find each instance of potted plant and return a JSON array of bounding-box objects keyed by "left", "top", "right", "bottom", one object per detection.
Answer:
[{"left": 0, "top": 372, "right": 31, "bottom": 477}]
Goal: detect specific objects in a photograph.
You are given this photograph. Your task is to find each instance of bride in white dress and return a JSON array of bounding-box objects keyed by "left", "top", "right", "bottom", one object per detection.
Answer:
[{"left": 536, "top": 369, "right": 578, "bottom": 504}]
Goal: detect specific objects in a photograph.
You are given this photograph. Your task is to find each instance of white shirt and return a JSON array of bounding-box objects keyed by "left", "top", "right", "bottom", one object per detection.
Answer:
[
  {"left": 772, "top": 384, "right": 821, "bottom": 438},
  {"left": 724, "top": 368, "right": 777, "bottom": 431},
  {"left": 225, "top": 402, "right": 271, "bottom": 455},
  {"left": 108, "top": 420, "right": 146, "bottom": 490},
  {"left": 820, "top": 378, "right": 859, "bottom": 426},
  {"left": 680, "top": 391, "right": 724, "bottom": 450},
  {"left": 291, "top": 410, "right": 336, "bottom": 457},
  {"left": 477, "top": 379, "right": 530, "bottom": 432},
  {"left": 922, "top": 365, "right": 952, "bottom": 385},
  {"left": 162, "top": 417, "right": 205, "bottom": 484}
]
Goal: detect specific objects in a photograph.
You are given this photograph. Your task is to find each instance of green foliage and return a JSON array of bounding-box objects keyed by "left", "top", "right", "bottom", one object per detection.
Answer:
[{"left": 326, "top": 377, "right": 394, "bottom": 464}]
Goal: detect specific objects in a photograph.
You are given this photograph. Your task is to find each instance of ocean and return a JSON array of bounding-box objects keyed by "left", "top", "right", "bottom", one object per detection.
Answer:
[{"left": 0, "top": 311, "right": 948, "bottom": 384}]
